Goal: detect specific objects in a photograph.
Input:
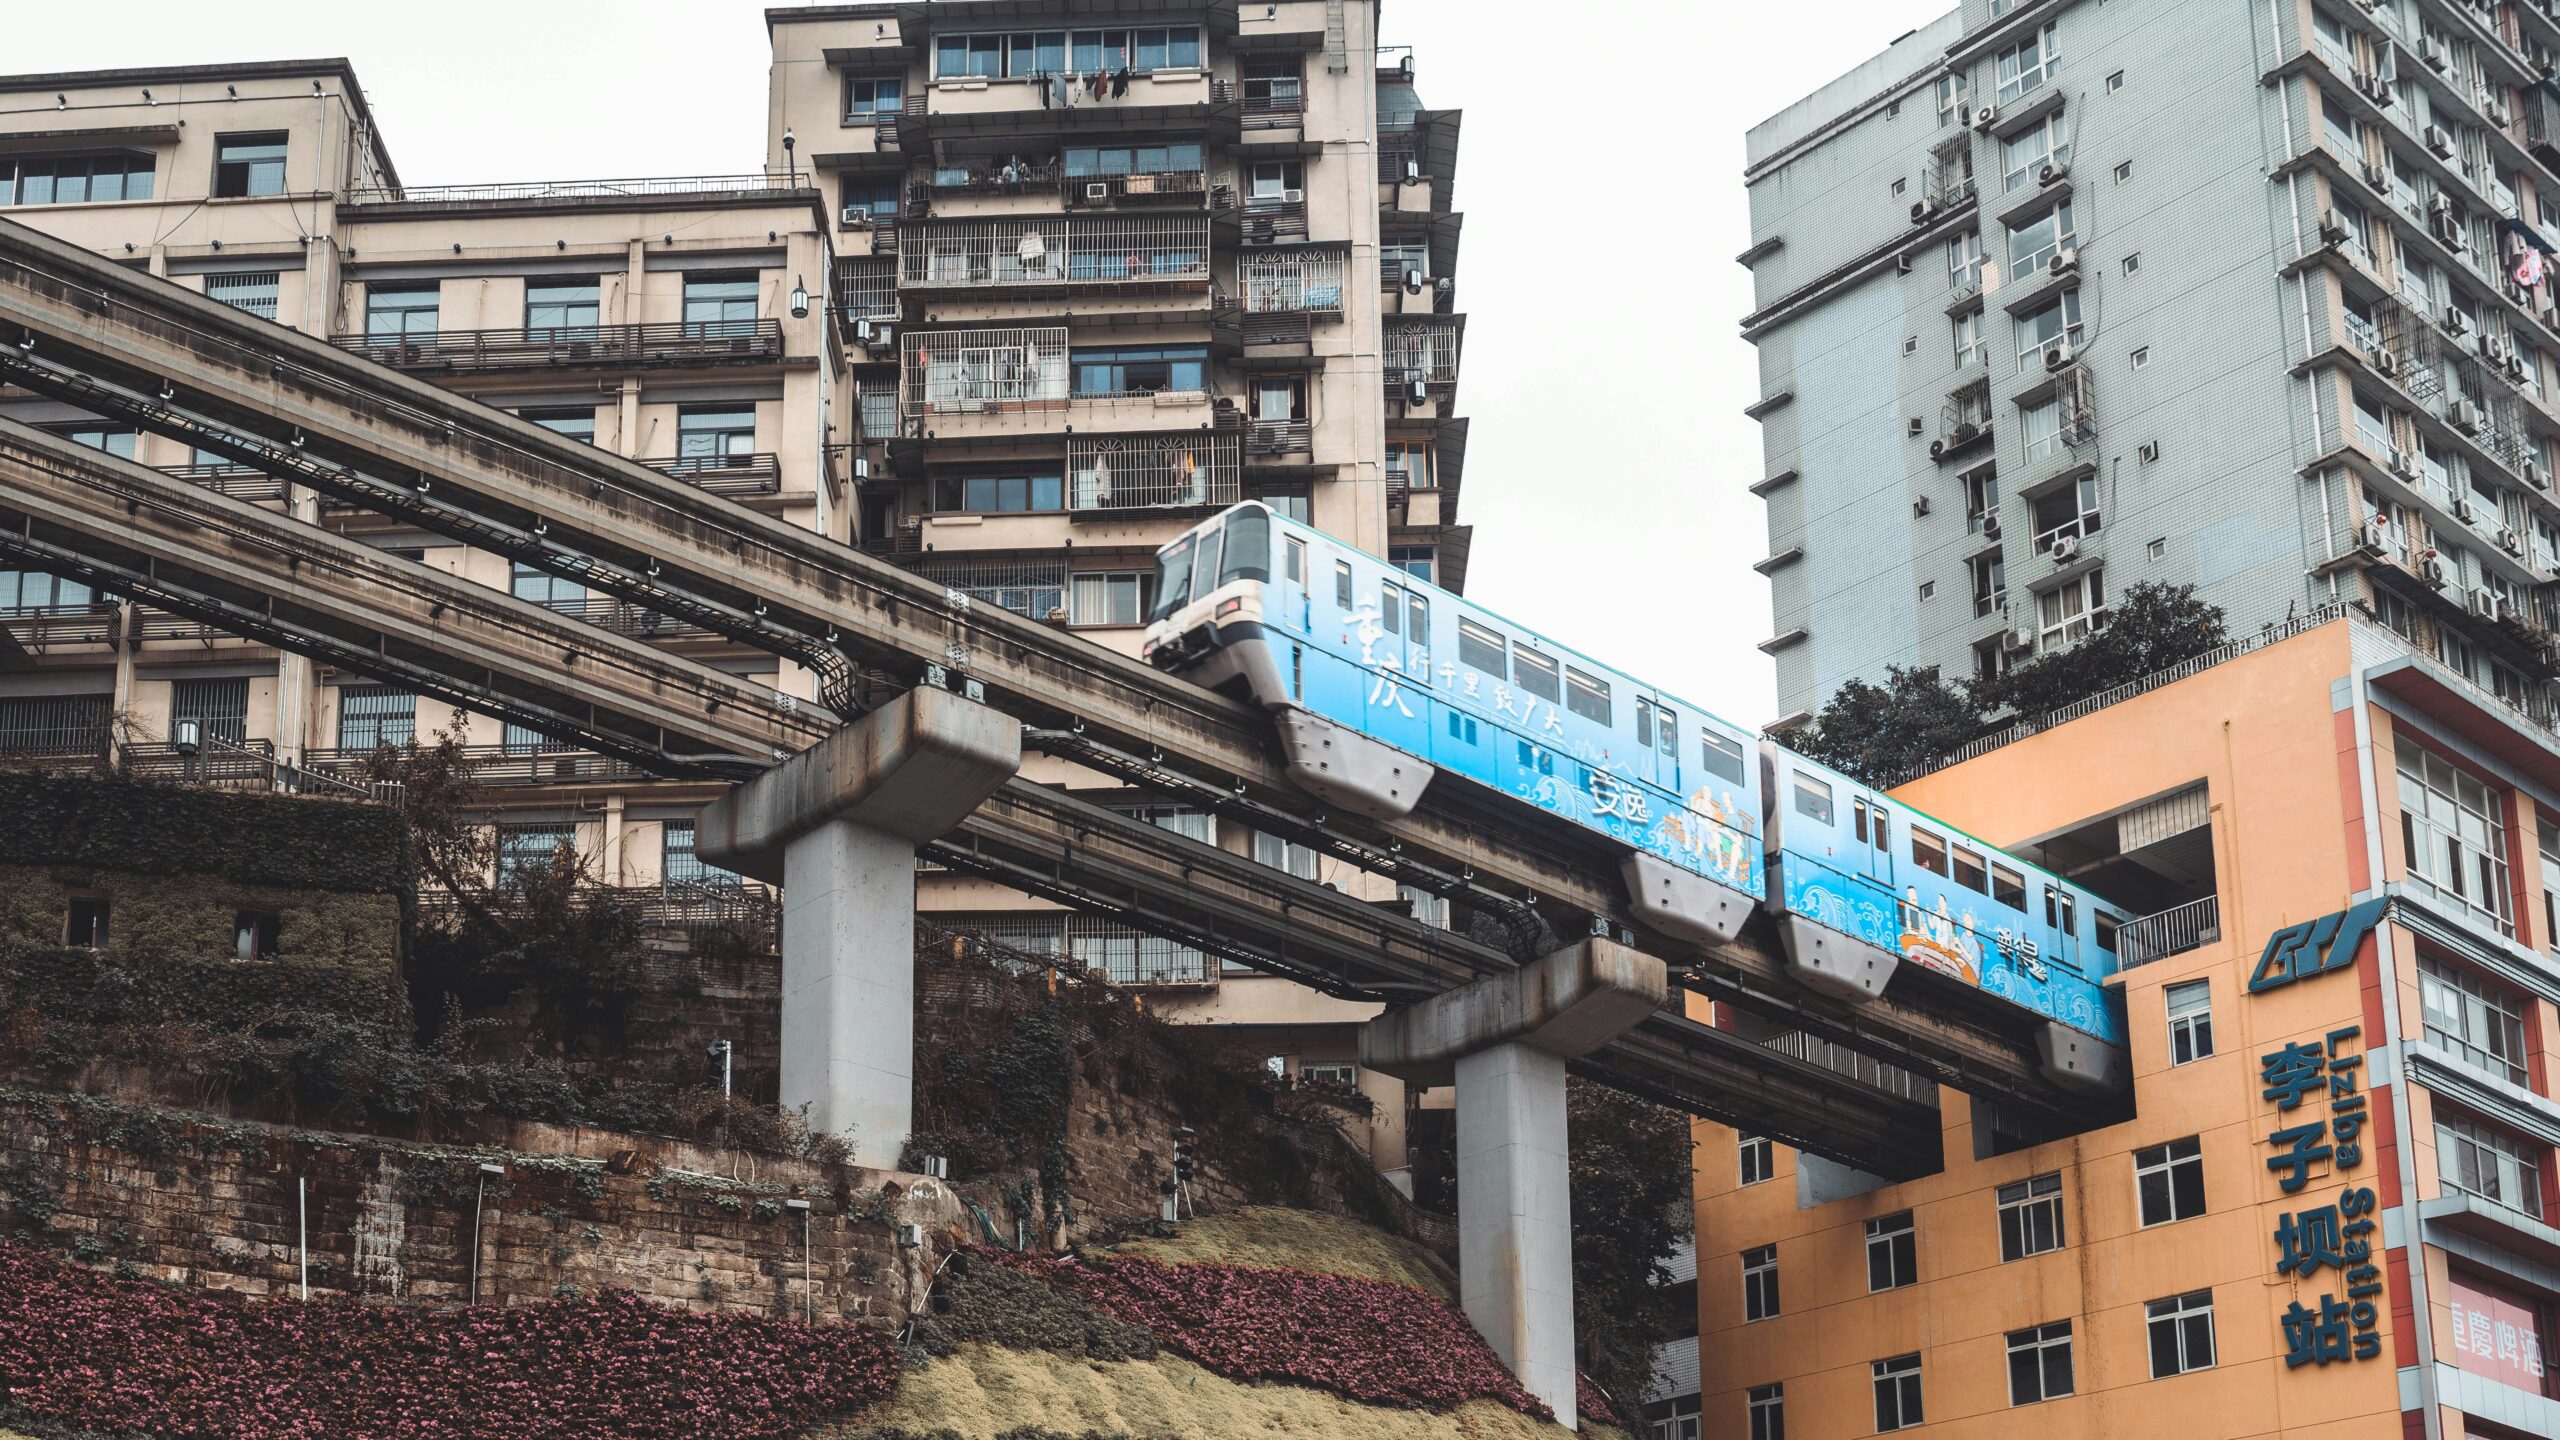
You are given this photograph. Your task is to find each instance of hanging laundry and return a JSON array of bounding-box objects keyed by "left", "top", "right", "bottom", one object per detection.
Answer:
[
  {"left": 1018, "top": 228, "right": 1049, "bottom": 275},
  {"left": 2516, "top": 246, "right": 2547, "bottom": 289},
  {"left": 1052, "top": 71, "right": 1071, "bottom": 109},
  {"left": 1113, "top": 67, "right": 1132, "bottom": 99},
  {"left": 1089, "top": 69, "right": 1107, "bottom": 101}
]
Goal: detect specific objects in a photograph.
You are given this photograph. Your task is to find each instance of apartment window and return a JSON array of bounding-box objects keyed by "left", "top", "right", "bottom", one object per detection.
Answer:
[
  {"left": 2146, "top": 1291, "right": 2217, "bottom": 1377},
  {"left": 1948, "top": 229, "right": 1985, "bottom": 288},
  {"left": 1971, "top": 550, "right": 2008, "bottom": 617},
  {"left": 662, "top": 821, "right": 742, "bottom": 890},
  {"left": 1065, "top": 141, "right": 1206, "bottom": 178},
  {"left": 1257, "top": 485, "right": 1311, "bottom": 524},
  {"left": 1961, "top": 465, "right": 1999, "bottom": 532},
  {"left": 2001, "top": 112, "right": 2070, "bottom": 192},
  {"left": 2030, "top": 474, "right": 2100, "bottom": 546},
  {"left": 2418, "top": 956, "right": 2529, "bottom": 1084},
  {"left": 2540, "top": 817, "right": 2560, "bottom": 955},
  {"left": 933, "top": 470, "right": 1064, "bottom": 513},
  {"left": 1741, "top": 1244, "right": 1779, "bottom": 1322},
  {"left": 522, "top": 409, "right": 596, "bottom": 443},
  {"left": 676, "top": 405, "right": 756, "bottom": 460},
  {"left": 43, "top": 423, "right": 137, "bottom": 459},
  {"left": 2114, "top": 160, "right": 2132, "bottom": 183},
  {"left": 232, "top": 910, "right": 281, "bottom": 961},
  {"left": 1746, "top": 1383, "right": 1784, "bottom": 1440},
  {"left": 2021, "top": 397, "right": 2065, "bottom": 464},
  {"left": 2, "top": 151, "right": 155, "bottom": 206},
  {"left": 1241, "top": 55, "right": 1302, "bottom": 112},
  {"left": 1390, "top": 546, "right": 1435, "bottom": 583},
  {"left": 1249, "top": 159, "right": 1306, "bottom": 202},
  {"left": 1952, "top": 309, "right": 1984, "bottom": 364},
  {"left": 2436, "top": 1111, "right": 2545, "bottom": 1217},
  {"left": 1871, "top": 1354, "right": 1924, "bottom": 1432},
  {"left": 525, "top": 278, "right": 601, "bottom": 335},
  {"left": 1069, "top": 570, "right": 1153, "bottom": 627},
  {"left": 66, "top": 897, "right": 108, "bottom": 949},
  {"left": 365, "top": 285, "right": 439, "bottom": 340},
  {"left": 2165, "top": 979, "right": 2213, "bottom": 1065},
  {"left": 2322, "top": 96, "right": 2364, "bottom": 160},
  {"left": 1998, "top": 1171, "right": 2065, "bottom": 1259},
  {"left": 682, "top": 273, "right": 760, "bottom": 333},
  {"left": 2396, "top": 741, "right": 2513, "bottom": 934},
  {"left": 841, "top": 177, "right": 899, "bottom": 222},
  {"left": 170, "top": 676, "right": 248, "bottom": 746},
  {"left": 2015, "top": 289, "right": 2083, "bottom": 366},
  {"left": 212, "top": 133, "right": 287, "bottom": 198},
  {"left": 2007, "top": 1321, "right": 2075, "bottom": 1404},
  {"left": 1252, "top": 830, "right": 1320, "bottom": 882},
  {"left": 1739, "top": 1132, "right": 1774, "bottom": 1185},
  {"left": 2135, "top": 1136, "right": 2207, "bottom": 1225},
  {"left": 1935, "top": 71, "right": 1971, "bottom": 124},
  {"left": 205, "top": 272, "right": 279, "bottom": 321},
  {"left": 1865, "top": 1212, "right": 1917, "bottom": 1291},
  {"left": 1975, "top": 635, "right": 2012, "bottom": 682},
  {"left": 1380, "top": 242, "right": 1430, "bottom": 289},
  {"left": 496, "top": 823, "right": 575, "bottom": 884},
  {"left": 2007, "top": 200, "right": 2076, "bottom": 278},
  {"left": 334, "top": 685, "right": 414, "bottom": 751},
  {"left": 1072, "top": 344, "right": 1207, "bottom": 396},
  {"left": 0, "top": 570, "right": 96, "bottom": 609},
  {"left": 842, "top": 74, "right": 902, "bottom": 119},
  {"left": 2037, "top": 569, "right": 2104, "bottom": 648},
  {"left": 1995, "top": 21, "right": 2059, "bottom": 104},
  {"left": 510, "top": 561, "right": 587, "bottom": 611}
]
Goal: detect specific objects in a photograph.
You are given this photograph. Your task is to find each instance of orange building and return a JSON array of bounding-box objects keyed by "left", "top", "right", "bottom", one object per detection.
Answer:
[{"left": 1691, "top": 614, "right": 2560, "bottom": 1439}]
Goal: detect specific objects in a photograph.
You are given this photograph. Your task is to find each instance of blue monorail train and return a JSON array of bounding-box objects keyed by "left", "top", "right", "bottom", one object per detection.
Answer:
[{"left": 1142, "top": 504, "right": 2131, "bottom": 1092}]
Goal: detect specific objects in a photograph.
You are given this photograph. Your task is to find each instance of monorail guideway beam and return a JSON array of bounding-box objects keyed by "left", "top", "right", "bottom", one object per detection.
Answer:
[
  {"left": 0, "top": 423, "right": 1946, "bottom": 1174},
  {"left": 0, "top": 216, "right": 2103, "bottom": 1118}
]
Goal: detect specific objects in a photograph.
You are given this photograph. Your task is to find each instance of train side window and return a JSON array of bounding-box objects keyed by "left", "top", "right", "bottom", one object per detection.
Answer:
[
  {"left": 1991, "top": 863, "right": 2026, "bottom": 909},
  {"left": 1791, "top": 772, "right": 1833, "bottom": 824},
  {"left": 1407, "top": 593, "right": 1429, "bottom": 665},
  {"left": 1701, "top": 731, "right": 1747, "bottom": 784},
  {"left": 1447, "top": 712, "right": 1479, "bottom": 744},
  {"left": 1513, "top": 645, "right": 1561, "bottom": 702},
  {"left": 1458, "top": 618, "right": 1507, "bottom": 673},
  {"left": 1335, "top": 560, "right": 1353, "bottom": 608},
  {"left": 2094, "top": 911, "right": 2122, "bottom": 955},
  {"left": 1565, "top": 667, "right": 1611, "bottom": 724},
  {"left": 1656, "top": 708, "right": 1677, "bottom": 761},
  {"left": 1951, "top": 844, "right": 1988, "bottom": 893},
  {"left": 1635, "top": 697, "right": 1653, "bottom": 748},
  {"left": 1379, "top": 581, "right": 1402, "bottom": 635},
  {"left": 1285, "top": 536, "right": 1305, "bottom": 585},
  {"left": 2044, "top": 887, "right": 2076, "bottom": 934},
  {"left": 1515, "top": 740, "right": 1553, "bottom": 776},
  {"left": 1912, "top": 827, "right": 1949, "bottom": 876}
]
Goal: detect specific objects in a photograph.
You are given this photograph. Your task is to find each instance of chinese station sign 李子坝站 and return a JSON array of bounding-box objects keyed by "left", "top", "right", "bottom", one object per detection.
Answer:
[{"left": 2265, "top": 1023, "right": 2386, "bottom": 1368}]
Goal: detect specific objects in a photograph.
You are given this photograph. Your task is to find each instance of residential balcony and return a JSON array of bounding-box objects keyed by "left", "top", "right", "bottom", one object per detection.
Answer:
[
  {"left": 161, "top": 461, "right": 287, "bottom": 502},
  {"left": 2115, "top": 895, "right": 2223, "bottom": 968},
  {"left": 909, "top": 162, "right": 1062, "bottom": 207},
  {"left": 1241, "top": 195, "right": 1309, "bottom": 244},
  {"left": 1243, "top": 417, "right": 1313, "bottom": 459},
  {"left": 1240, "top": 250, "right": 1346, "bottom": 317},
  {"left": 898, "top": 73, "right": 1236, "bottom": 144},
  {"left": 305, "top": 744, "right": 646, "bottom": 788},
  {"left": 342, "top": 172, "right": 812, "bottom": 210},
  {"left": 1067, "top": 430, "right": 1240, "bottom": 515},
  {"left": 1061, "top": 168, "right": 1220, "bottom": 211},
  {"left": 897, "top": 215, "right": 1212, "bottom": 294},
  {"left": 643, "top": 452, "right": 784, "bottom": 498},
  {"left": 1384, "top": 317, "right": 1461, "bottom": 397},
  {"left": 1242, "top": 90, "right": 1304, "bottom": 131},
  {"left": 0, "top": 601, "right": 117, "bottom": 650},
  {"left": 333, "top": 319, "right": 786, "bottom": 375}
]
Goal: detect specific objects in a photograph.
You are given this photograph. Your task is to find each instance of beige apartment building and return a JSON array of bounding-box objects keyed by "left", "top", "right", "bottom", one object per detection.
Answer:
[{"left": 0, "top": 2, "right": 1466, "bottom": 1183}]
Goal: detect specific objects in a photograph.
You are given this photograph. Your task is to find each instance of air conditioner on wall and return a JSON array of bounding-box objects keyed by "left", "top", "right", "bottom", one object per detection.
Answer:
[
  {"left": 2005, "top": 626, "right": 2035, "bottom": 650},
  {"left": 2049, "top": 247, "right": 2080, "bottom": 276},
  {"left": 2470, "top": 585, "right": 2502, "bottom": 617},
  {"left": 2453, "top": 397, "right": 2485, "bottom": 433},
  {"left": 1974, "top": 105, "right": 1999, "bottom": 132},
  {"left": 2049, "top": 533, "right": 2079, "bottom": 561},
  {"left": 2039, "top": 161, "right": 2069, "bottom": 186}
]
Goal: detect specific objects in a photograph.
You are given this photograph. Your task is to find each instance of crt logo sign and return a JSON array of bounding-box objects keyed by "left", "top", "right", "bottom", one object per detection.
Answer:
[{"left": 2248, "top": 898, "right": 2388, "bottom": 994}]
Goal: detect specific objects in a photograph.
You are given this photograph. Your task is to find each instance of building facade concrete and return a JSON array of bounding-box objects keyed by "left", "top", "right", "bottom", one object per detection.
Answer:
[
  {"left": 1744, "top": 0, "right": 2560, "bottom": 728},
  {"left": 1690, "top": 612, "right": 2560, "bottom": 1440}
]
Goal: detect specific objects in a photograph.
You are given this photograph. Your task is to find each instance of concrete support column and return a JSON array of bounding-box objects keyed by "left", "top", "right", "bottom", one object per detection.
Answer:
[
  {"left": 1360, "top": 938, "right": 1667, "bottom": 1429},
  {"left": 695, "top": 688, "right": 1019, "bottom": 1169}
]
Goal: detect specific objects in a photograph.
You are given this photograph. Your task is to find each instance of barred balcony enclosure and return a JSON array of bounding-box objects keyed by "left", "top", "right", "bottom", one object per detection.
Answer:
[
  {"left": 0, "top": 693, "right": 111, "bottom": 761},
  {"left": 644, "top": 452, "right": 784, "bottom": 497},
  {"left": 1240, "top": 250, "right": 1346, "bottom": 315},
  {"left": 1068, "top": 431, "right": 1241, "bottom": 512},
  {"left": 1384, "top": 319, "right": 1460, "bottom": 388},
  {"left": 333, "top": 320, "right": 784, "bottom": 374},
  {"left": 1245, "top": 418, "right": 1313, "bottom": 456},
  {"left": 1062, "top": 168, "right": 1209, "bottom": 209},
  {"left": 913, "top": 554, "right": 1066, "bottom": 620},
  {"left": 899, "top": 216, "right": 1211, "bottom": 291},
  {"left": 346, "top": 173, "right": 807, "bottom": 206},
  {"left": 160, "top": 462, "right": 287, "bottom": 502},
  {"left": 305, "top": 745, "right": 644, "bottom": 788},
  {"left": 901, "top": 327, "right": 1070, "bottom": 420},
  {"left": 836, "top": 257, "right": 898, "bottom": 324},
  {"left": 1240, "top": 196, "right": 1308, "bottom": 243}
]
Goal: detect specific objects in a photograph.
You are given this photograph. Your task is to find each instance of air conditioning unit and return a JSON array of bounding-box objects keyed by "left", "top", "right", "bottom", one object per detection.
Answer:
[
  {"left": 1283, "top": 187, "right": 1305, "bottom": 202},
  {"left": 2049, "top": 247, "right": 2080, "bottom": 277},
  {"left": 2506, "top": 353, "right": 2530, "bottom": 383},
  {"left": 2425, "top": 555, "right": 2452, "bottom": 586},
  {"left": 2487, "top": 99, "right": 2511, "bottom": 129},
  {"left": 2422, "top": 37, "right": 2449, "bottom": 72},
  {"left": 2426, "top": 124, "right": 2456, "bottom": 158},
  {"left": 2456, "top": 494, "right": 2481, "bottom": 524},
  {"left": 2387, "top": 446, "right": 2416, "bottom": 478},
  {"left": 1974, "top": 105, "right": 1999, "bottom": 132},
  {"left": 1929, "top": 438, "right": 1948, "bottom": 459},
  {"left": 2040, "top": 161, "right": 2069, "bottom": 186},
  {"left": 2470, "top": 585, "right": 2502, "bottom": 617},
  {"left": 2049, "top": 533, "right": 2080, "bottom": 561},
  {"left": 1914, "top": 496, "right": 1934, "bottom": 516},
  {"left": 1910, "top": 200, "right": 1932, "bottom": 224},
  {"left": 2444, "top": 306, "right": 2471, "bottom": 336},
  {"left": 2361, "top": 160, "right": 2391, "bottom": 191},
  {"left": 2501, "top": 527, "right": 2527, "bottom": 558},
  {"left": 2528, "top": 459, "right": 2549, "bottom": 490},
  {"left": 2374, "top": 347, "right": 2400, "bottom": 377},
  {"left": 2483, "top": 336, "right": 2509, "bottom": 365},
  {"left": 863, "top": 323, "right": 895, "bottom": 354},
  {"left": 2319, "top": 211, "right": 2350, "bottom": 245},
  {"left": 1983, "top": 515, "right": 2003, "bottom": 539},
  {"left": 2353, "top": 519, "right": 2387, "bottom": 553},
  {"left": 2005, "top": 626, "right": 2036, "bottom": 650},
  {"left": 1085, "top": 182, "right": 1112, "bottom": 200},
  {"left": 2454, "top": 397, "right": 2485, "bottom": 433},
  {"left": 2045, "top": 341, "right": 2076, "bottom": 371},
  {"left": 841, "top": 206, "right": 873, "bottom": 227}
]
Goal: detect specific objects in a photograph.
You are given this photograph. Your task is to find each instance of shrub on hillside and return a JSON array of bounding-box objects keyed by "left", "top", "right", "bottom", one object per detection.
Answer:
[
  {"left": 909, "top": 1253, "right": 1157, "bottom": 1363},
  {"left": 0, "top": 1240, "right": 898, "bottom": 1439}
]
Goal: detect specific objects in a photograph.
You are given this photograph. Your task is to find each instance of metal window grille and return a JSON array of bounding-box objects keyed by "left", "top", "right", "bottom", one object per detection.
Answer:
[
  {"left": 859, "top": 388, "right": 899, "bottom": 442},
  {"left": 334, "top": 684, "right": 415, "bottom": 750},
  {"left": 901, "top": 327, "right": 1070, "bottom": 420},
  {"left": 1383, "top": 320, "right": 1460, "bottom": 386},
  {"left": 1067, "top": 431, "right": 1239, "bottom": 511},
  {"left": 205, "top": 271, "right": 280, "bottom": 320},
  {"left": 838, "top": 258, "right": 897, "bottom": 321},
  {"left": 496, "top": 822, "right": 576, "bottom": 883},
  {"left": 170, "top": 677, "right": 249, "bottom": 744},
  {"left": 932, "top": 911, "right": 1211, "bottom": 985},
  {"left": 0, "top": 694, "right": 110, "bottom": 758},
  {"left": 900, "top": 216, "right": 1212, "bottom": 290},
  {"left": 661, "top": 820, "right": 745, "bottom": 891},
  {"left": 914, "top": 555, "right": 1067, "bottom": 619},
  {"left": 1239, "top": 250, "right": 1346, "bottom": 313}
]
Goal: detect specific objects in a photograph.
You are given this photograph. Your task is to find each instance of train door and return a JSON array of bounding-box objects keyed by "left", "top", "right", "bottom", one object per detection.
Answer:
[
  {"left": 2042, "top": 882, "right": 2081, "bottom": 975},
  {"left": 1634, "top": 696, "right": 1681, "bottom": 790},
  {"left": 1278, "top": 532, "right": 1311, "bottom": 635},
  {"left": 1365, "top": 575, "right": 1430, "bottom": 753},
  {"left": 1849, "top": 792, "right": 1897, "bottom": 897}
]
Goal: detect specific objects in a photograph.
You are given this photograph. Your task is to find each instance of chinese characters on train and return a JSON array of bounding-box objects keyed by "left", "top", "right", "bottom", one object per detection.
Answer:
[{"left": 2264, "top": 1026, "right": 2385, "bottom": 1369}]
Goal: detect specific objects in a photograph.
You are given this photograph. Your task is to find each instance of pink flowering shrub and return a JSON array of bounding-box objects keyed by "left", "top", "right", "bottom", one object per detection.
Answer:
[
  {"left": 1578, "top": 1373, "right": 1620, "bottom": 1428},
  {"left": 986, "top": 1248, "right": 1554, "bottom": 1420},
  {"left": 0, "top": 1242, "right": 898, "bottom": 1439}
]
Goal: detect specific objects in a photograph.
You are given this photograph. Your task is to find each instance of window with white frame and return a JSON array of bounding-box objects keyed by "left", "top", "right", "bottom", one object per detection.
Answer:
[
  {"left": 2135, "top": 1136, "right": 2207, "bottom": 1225},
  {"left": 1962, "top": 465, "right": 1999, "bottom": 533},
  {"left": 1648, "top": 1396, "right": 1699, "bottom": 1440},
  {"left": 2165, "top": 978, "right": 2213, "bottom": 1065},
  {"left": 2006, "top": 1321, "right": 2074, "bottom": 1404},
  {"left": 1872, "top": 1353, "right": 1924, "bottom": 1431},
  {"left": 1936, "top": 70, "right": 1971, "bottom": 124},
  {"left": 1739, "top": 1132, "right": 1774, "bottom": 1185},
  {"left": 2396, "top": 740, "right": 2513, "bottom": 934},
  {"left": 1251, "top": 829, "right": 1320, "bottom": 881},
  {"left": 2029, "top": 474, "right": 2100, "bottom": 545},
  {"left": 1998, "top": 1171, "right": 2065, "bottom": 1259},
  {"left": 1949, "top": 229, "right": 1986, "bottom": 288},
  {"left": 1741, "top": 1243, "right": 1779, "bottom": 1322},
  {"left": 2351, "top": 390, "right": 2395, "bottom": 455},
  {"left": 2007, "top": 200, "right": 2075, "bottom": 278},
  {"left": 1971, "top": 550, "right": 2007, "bottom": 617},
  {"left": 1067, "top": 570, "right": 1153, "bottom": 627},
  {"left": 2321, "top": 93, "right": 2363, "bottom": 160},
  {"left": 1995, "top": 22, "right": 2059, "bottom": 104},
  {"left": 1953, "top": 309, "right": 1985, "bottom": 365},
  {"left": 2436, "top": 1110, "right": 2545, "bottom": 1217},
  {"left": 2146, "top": 1291, "right": 2217, "bottom": 1377},
  {"left": 2015, "top": 289, "right": 2083, "bottom": 367},
  {"left": 2418, "top": 955, "right": 2530, "bottom": 1084},
  {"left": 2540, "top": 817, "right": 2560, "bottom": 956},
  {"left": 1746, "top": 1384, "right": 1783, "bottom": 1440},
  {"left": 2037, "top": 569, "right": 2104, "bottom": 647},
  {"left": 1866, "top": 1211, "right": 1917, "bottom": 1291},
  {"left": 2001, "top": 111, "right": 2070, "bottom": 192},
  {"left": 2020, "top": 397, "right": 2065, "bottom": 463}
]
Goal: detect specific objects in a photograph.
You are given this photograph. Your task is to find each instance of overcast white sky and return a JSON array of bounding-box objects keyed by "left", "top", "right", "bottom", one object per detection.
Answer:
[{"left": 8, "top": 0, "right": 1949, "bottom": 728}]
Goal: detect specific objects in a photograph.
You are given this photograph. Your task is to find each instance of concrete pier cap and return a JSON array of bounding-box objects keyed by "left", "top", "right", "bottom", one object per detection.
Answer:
[
  {"left": 694, "top": 687, "right": 1020, "bottom": 1169},
  {"left": 1359, "top": 938, "right": 1667, "bottom": 1430}
]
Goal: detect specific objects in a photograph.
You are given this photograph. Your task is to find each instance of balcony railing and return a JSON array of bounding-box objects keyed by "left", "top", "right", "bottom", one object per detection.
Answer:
[
  {"left": 345, "top": 173, "right": 809, "bottom": 206},
  {"left": 1242, "top": 90, "right": 1304, "bottom": 128},
  {"left": 1068, "top": 431, "right": 1241, "bottom": 512},
  {"left": 1384, "top": 320, "right": 1460, "bottom": 388},
  {"left": 1242, "top": 311, "right": 1312, "bottom": 348},
  {"left": 1062, "top": 169, "right": 1209, "bottom": 209},
  {"left": 528, "top": 595, "right": 716, "bottom": 639},
  {"left": 335, "top": 320, "right": 785, "bottom": 373},
  {"left": 2117, "top": 895, "right": 2222, "bottom": 968},
  {"left": 160, "top": 462, "right": 287, "bottom": 501},
  {"left": 901, "top": 326, "right": 1070, "bottom": 420},
  {"left": 305, "top": 744, "right": 644, "bottom": 788},
  {"left": 1240, "top": 196, "right": 1308, "bottom": 243},
  {"left": 898, "top": 216, "right": 1212, "bottom": 291},
  {"left": 1244, "top": 418, "right": 1313, "bottom": 457},
  {"left": 912, "top": 162, "right": 1063, "bottom": 203},
  {"left": 0, "top": 602, "right": 117, "bottom": 648},
  {"left": 124, "top": 735, "right": 394, "bottom": 801},
  {"left": 0, "top": 694, "right": 111, "bottom": 763},
  {"left": 644, "top": 452, "right": 783, "bottom": 496},
  {"left": 836, "top": 257, "right": 899, "bottom": 324},
  {"left": 1240, "top": 251, "right": 1346, "bottom": 314}
]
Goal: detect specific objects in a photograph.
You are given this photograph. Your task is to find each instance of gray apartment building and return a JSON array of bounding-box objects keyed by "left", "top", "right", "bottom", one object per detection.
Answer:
[{"left": 1744, "top": 0, "right": 2560, "bottom": 733}]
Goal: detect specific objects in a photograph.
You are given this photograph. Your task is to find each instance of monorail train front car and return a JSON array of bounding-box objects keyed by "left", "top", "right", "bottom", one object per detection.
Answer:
[{"left": 1142, "top": 502, "right": 1764, "bottom": 948}]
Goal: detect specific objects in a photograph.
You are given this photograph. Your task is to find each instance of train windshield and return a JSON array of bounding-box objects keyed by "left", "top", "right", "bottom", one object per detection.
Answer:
[
  {"left": 1147, "top": 509, "right": 1271, "bottom": 623},
  {"left": 1149, "top": 534, "right": 1197, "bottom": 623}
]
